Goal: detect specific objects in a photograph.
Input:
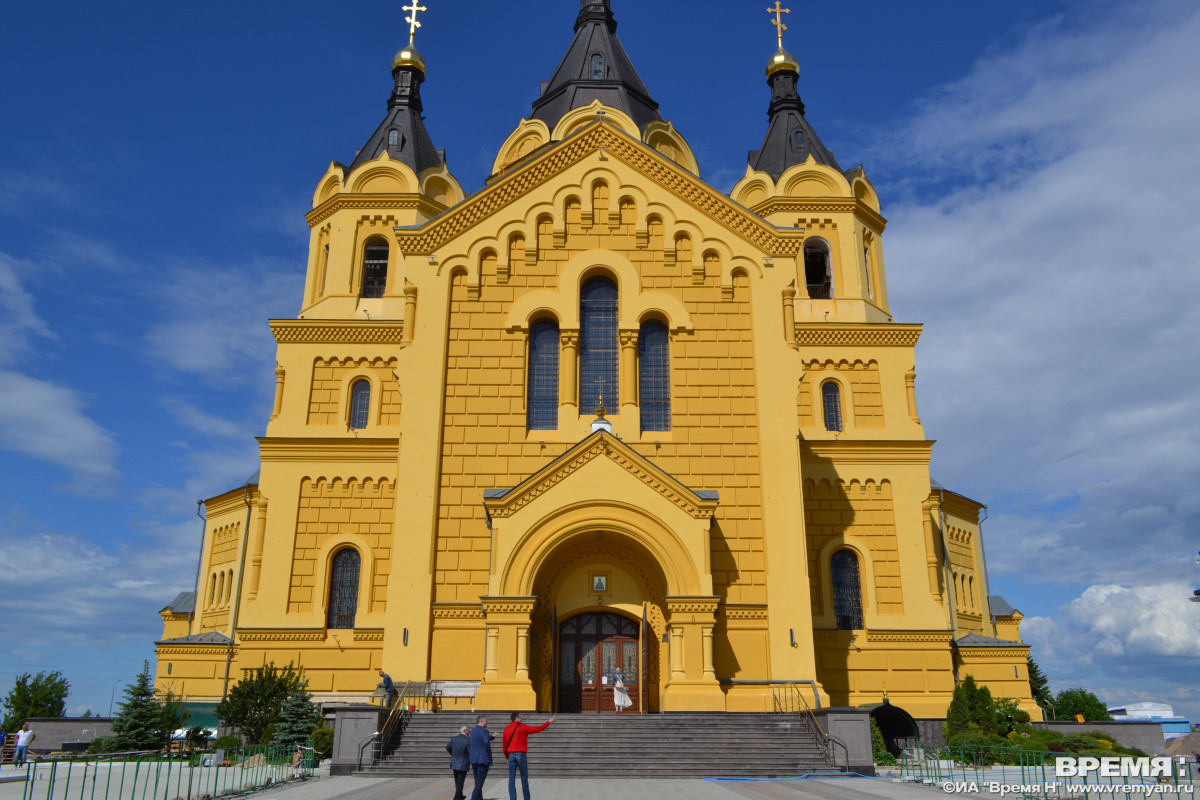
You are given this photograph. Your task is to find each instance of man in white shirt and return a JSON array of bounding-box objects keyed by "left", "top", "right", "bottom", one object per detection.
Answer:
[{"left": 14, "top": 723, "right": 35, "bottom": 767}]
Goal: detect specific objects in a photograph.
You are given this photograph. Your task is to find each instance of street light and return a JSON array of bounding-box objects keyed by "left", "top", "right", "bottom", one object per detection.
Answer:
[{"left": 108, "top": 679, "right": 122, "bottom": 717}]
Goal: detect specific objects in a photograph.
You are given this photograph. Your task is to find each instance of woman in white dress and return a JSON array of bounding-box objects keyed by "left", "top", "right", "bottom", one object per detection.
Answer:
[{"left": 612, "top": 667, "right": 633, "bottom": 713}]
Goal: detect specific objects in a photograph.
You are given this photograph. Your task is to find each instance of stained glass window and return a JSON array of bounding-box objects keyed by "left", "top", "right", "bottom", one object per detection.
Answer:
[
  {"left": 349, "top": 380, "right": 371, "bottom": 430},
  {"left": 580, "top": 643, "right": 596, "bottom": 684},
  {"left": 580, "top": 277, "right": 618, "bottom": 413},
  {"left": 591, "top": 54, "right": 604, "bottom": 80},
  {"left": 822, "top": 381, "right": 843, "bottom": 432},
  {"left": 361, "top": 239, "right": 388, "bottom": 298},
  {"left": 638, "top": 320, "right": 670, "bottom": 432},
  {"left": 527, "top": 318, "right": 559, "bottom": 430},
  {"left": 831, "top": 549, "right": 863, "bottom": 630},
  {"left": 327, "top": 548, "right": 361, "bottom": 629}
]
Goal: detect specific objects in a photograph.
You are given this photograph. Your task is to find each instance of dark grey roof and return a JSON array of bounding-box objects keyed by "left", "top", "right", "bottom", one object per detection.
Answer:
[
  {"left": 530, "top": 1, "right": 662, "bottom": 135},
  {"left": 956, "top": 633, "right": 1024, "bottom": 648},
  {"left": 163, "top": 592, "right": 196, "bottom": 614},
  {"left": 483, "top": 489, "right": 509, "bottom": 499},
  {"left": 747, "top": 66, "right": 839, "bottom": 180},
  {"left": 348, "top": 60, "right": 444, "bottom": 176},
  {"left": 988, "top": 595, "right": 1017, "bottom": 617},
  {"left": 157, "top": 631, "right": 232, "bottom": 646}
]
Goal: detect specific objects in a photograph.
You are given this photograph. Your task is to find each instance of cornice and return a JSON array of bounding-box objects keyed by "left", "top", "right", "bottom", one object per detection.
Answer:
[
  {"left": 483, "top": 432, "right": 718, "bottom": 520},
  {"left": 306, "top": 194, "right": 447, "bottom": 228},
  {"left": 795, "top": 324, "right": 922, "bottom": 348},
  {"left": 956, "top": 647, "right": 1030, "bottom": 659},
  {"left": 481, "top": 596, "right": 538, "bottom": 615},
  {"left": 722, "top": 605, "right": 768, "bottom": 621},
  {"left": 393, "top": 122, "right": 805, "bottom": 257},
  {"left": 270, "top": 319, "right": 406, "bottom": 345},
  {"left": 865, "top": 630, "right": 955, "bottom": 644},
  {"left": 432, "top": 603, "right": 486, "bottom": 620},
  {"left": 155, "top": 644, "right": 234, "bottom": 656},
  {"left": 751, "top": 198, "right": 888, "bottom": 232},
  {"left": 238, "top": 628, "right": 326, "bottom": 642},
  {"left": 665, "top": 596, "right": 721, "bottom": 614},
  {"left": 353, "top": 628, "right": 386, "bottom": 642},
  {"left": 799, "top": 440, "right": 933, "bottom": 465},
  {"left": 257, "top": 437, "right": 400, "bottom": 463}
]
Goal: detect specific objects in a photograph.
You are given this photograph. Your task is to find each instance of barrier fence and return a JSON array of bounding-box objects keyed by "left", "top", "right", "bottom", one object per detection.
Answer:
[
  {"left": 898, "top": 744, "right": 1196, "bottom": 799},
  {"left": 11, "top": 742, "right": 315, "bottom": 800}
]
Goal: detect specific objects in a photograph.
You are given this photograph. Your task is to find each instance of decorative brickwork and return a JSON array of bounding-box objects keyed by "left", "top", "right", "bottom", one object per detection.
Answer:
[
  {"left": 307, "top": 357, "right": 401, "bottom": 426},
  {"left": 800, "top": 359, "right": 885, "bottom": 428}
]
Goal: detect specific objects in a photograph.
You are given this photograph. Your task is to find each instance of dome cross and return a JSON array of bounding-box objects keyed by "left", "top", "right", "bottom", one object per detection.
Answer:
[
  {"left": 767, "top": 2, "right": 791, "bottom": 49},
  {"left": 403, "top": 1, "right": 427, "bottom": 44}
]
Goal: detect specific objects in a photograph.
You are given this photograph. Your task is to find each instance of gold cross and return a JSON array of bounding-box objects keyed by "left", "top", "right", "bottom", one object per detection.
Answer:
[
  {"left": 767, "top": 2, "right": 790, "bottom": 49},
  {"left": 403, "top": 1, "right": 427, "bottom": 44}
]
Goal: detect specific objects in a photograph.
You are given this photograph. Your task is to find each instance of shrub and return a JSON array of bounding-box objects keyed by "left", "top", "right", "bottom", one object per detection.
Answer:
[
  {"left": 309, "top": 726, "right": 334, "bottom": 761},
  {"left": 213, "top": 734, "right": 242, "bottom": 751},
  {"left": 870, "top": 718, "right": 898, "bottom": 765},
  {"left": 943, "top": 675, "right": 995, "bottom": 738}
]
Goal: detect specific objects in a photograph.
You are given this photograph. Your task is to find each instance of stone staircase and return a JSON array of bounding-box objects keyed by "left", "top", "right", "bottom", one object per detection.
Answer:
[{"left": 360, "top": 712, "right": 836, "bottom": 778}]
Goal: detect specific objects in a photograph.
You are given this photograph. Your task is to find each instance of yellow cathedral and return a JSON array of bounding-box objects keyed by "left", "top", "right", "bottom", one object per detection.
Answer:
[{"left": 154, "top": 1, "right": 1038, "bottom": 721}]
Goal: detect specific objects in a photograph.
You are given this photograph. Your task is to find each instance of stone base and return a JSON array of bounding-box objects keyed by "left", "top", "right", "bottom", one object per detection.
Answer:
[
  {"left": 472, "top": 679, "right": 537, "bottom": 710},
  {"left": 661, "top": 681, "right": 726, "bottom": 711}
]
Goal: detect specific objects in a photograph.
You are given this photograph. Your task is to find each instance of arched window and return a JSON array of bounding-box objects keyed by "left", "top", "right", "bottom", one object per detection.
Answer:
[
  {"left": 638, "top": 320, "right": 670, "bottom": 432},
  {"left": 591, "top": 54, "right": 604, "bottom": 80},
  {"left": 216, "top": 572, "right": 225, "bottom": 607},
  {"left": 527, "top": 318, "right": 560, "bottom": 430},
  {"left": 327, "top": 548, "right": 361, "bottom": 629},
  {"left": 822, "top": 381, "right": 843, "bottom": 432},
  {"left": 361, "top": 238, "right": 388, "bottom": 298},
  {"left": 349, "top": 379, "right": 371, "bottom": 430},
  {"left": 388, "top": 129, "right": 400, "bottom": 148},
  {"left": 225, "top": 569, "right": 234, "bottom": 604},
  {"left": 968, "top": 575, "right": 975, "bottom": 611},
  {"left": 208, "top": 573, "right": 217, "bottom": 608},
  {"left": 804, "top": 238, "right": 832, "bottom": 299},
  {"left": 580, "top": 276, "right": 618, "bottom": 413},
  {"left": 831, "top": 549, "right": 864, "bottom": 630}
]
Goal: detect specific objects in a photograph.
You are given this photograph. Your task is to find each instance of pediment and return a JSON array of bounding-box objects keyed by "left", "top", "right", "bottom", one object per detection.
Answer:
[
  {"left": 393, "top": 119, "right": 805, "bottom": 258},
  {"left": 483, "top": 431, "right": 718, "bottom": 520}
]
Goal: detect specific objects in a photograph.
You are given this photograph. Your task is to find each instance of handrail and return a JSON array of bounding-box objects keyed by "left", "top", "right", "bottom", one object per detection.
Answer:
[
  {"left": 769, "top": 681, "right": 844, "bottom": 770},
  {"left": 356, "top": 731, "right": 380, "bottom": 772}
]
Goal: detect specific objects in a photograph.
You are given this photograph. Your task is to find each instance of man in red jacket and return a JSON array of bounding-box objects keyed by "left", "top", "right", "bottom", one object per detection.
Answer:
[{"left": 501, "top": 711, "right": 558, "bottom": 800}]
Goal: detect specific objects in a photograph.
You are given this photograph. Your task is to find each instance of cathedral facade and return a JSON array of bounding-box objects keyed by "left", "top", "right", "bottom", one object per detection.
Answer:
[{"left": 154, "top": 1, "right": 1037, "bottom": 719}]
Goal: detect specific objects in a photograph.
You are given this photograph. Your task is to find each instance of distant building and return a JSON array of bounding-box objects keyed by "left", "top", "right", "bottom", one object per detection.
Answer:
[{"left": 1109, "top": 702, "right": 1192, "bottom": 739}]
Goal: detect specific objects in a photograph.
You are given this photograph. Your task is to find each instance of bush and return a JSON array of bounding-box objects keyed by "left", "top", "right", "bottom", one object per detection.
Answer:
[
  {"left": 943, "top": 675, "right": 995, "bottom": 738},
  {"left": 309, "top": 726, "right": 334, "bottom": 760},
  {"left": 213, "top": 734, "right": 242, "bottom": 751},
  {"left": 1054, "top": 688, "right": 1112, "bottom": 722},
  {"left": 870, "top": 718, "right": 898, "bottom": 765},
  {"left": 87, "top": 736, "right": 121, "bottom": 754}
]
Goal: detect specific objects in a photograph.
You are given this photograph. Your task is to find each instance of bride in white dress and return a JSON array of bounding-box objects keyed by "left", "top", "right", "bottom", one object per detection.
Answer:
[{"left": 612, "top": 667, "right": 633, "bottom": 713}]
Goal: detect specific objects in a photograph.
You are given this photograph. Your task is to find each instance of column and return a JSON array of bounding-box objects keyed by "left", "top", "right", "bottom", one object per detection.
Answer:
[
  {"left": 473, "top": 596, "right": 538, "bottom": 710},
  {"left": 619, "top": 330, "right": 638, "bottom": 408},
  {"left": 560, "top": 330, "right": 579, "bottom": 408}
]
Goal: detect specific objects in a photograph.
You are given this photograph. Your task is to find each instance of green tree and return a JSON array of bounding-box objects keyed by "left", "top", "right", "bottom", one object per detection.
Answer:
[
  {"left": 2, "top": 671, "right": 70, "bottom": 730},
  {"left": 1027, "top": 656, "right": 1053, "bottom": 715},
  {"left": 943, "top": 675, "right": 995, "bottom": 738},
  {"left": 109, "top": 662, "right": 187, "bottom": 751},
  {"left": 216, "top": 662, "right": 306, "bottom": 745},
  {"left": 272, "top": 683, "right": 320, "bottom": 747},
  {"left": 1054, "top": 687, "right": 1113, "bottom": 722},
  {"left": 993, "top": 696, "right": 1032, "bottom": 736}
]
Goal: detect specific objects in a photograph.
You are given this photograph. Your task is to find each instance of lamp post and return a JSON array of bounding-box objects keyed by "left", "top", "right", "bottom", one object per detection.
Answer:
[{"left": 108, "top": 679, "right": 122, "bottom": 717}]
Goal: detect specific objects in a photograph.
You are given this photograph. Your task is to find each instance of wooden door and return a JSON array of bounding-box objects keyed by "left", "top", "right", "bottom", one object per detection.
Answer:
[{"left": 557, "top": 612, "right": 641, "bottom": 712}]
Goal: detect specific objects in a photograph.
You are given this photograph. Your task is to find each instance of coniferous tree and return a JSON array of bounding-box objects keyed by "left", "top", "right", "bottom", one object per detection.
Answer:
[
  {"left": 109, "top": 662, "right": 185, "bottom": 751},
  {"left": 2, "top": 671, "right": 70, "bottom": 730},
  {"left": 1027, "top": 656, "right": 1053, "bottom": 716},
  {"left": 272, "top": 684, "right": 320, "bottom": 747},
  {"left": 943, "top": 675, "right": 996, "bottom": 738}
]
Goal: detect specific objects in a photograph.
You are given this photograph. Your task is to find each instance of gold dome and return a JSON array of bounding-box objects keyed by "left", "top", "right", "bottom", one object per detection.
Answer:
[
  {"left": 393, "top": 40, "right": 426, "bottom": 73},
  {"left": 766, "top": 46, "right": 799, "bottom": 77}
]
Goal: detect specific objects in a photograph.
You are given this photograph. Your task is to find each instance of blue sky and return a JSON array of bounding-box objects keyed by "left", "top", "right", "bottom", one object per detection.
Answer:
[{"left": 2, "top": 0, "right": 1197, "bottom": 723}]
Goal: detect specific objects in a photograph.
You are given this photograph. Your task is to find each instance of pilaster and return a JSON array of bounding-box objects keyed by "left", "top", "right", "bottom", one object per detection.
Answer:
[
  {"left": 661, "top": 596, "right": 724, "bottom": 710},
  {"left": 472, "top": 596, "right": 538, "bottom": 710}
]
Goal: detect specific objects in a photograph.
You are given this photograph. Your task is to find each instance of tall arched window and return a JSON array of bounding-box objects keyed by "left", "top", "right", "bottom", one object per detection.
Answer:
[
  {"left": 638, "top": 320, "right": 670, "bottom": 432},
  {"left": 804, "top": 237, "right": 832, "bottom": 299},
  {"left": 327, "top": 548, "right": 361, "bottom": 629},
  {"left": 208, "top": 573, "right": 217, "bottom": 608},
  {"left": 590, "top": 54, "right": 604, "bottom": 80},
  {"left": 349, "top": 379, "right": 371, "bottom": 430},
  {"left": 822, "top": 381, "right": 843, "bottom": 432},
  {"left": 580, "top": 276, "right": 618, "bottom": 413},
  {"left": 527, "top": 318, "right": 560, "bottom": 430},
  {"left": 361, "top": 238, "right": 388, "bottom": 298},
  {"left": 831, "top": 549, "right": 864, "bottom": 630}
]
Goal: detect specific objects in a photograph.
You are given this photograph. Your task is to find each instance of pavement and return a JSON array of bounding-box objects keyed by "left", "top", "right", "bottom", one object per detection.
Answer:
[{"left": 247, "top": 765, "right": 944, "bottom": 800}]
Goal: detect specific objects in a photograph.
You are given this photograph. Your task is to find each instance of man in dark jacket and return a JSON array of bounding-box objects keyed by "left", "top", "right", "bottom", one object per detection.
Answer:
[
  {"left": 468, "top": 715, "right": 496, "bottom": 800},
  {"left": 445, "top": 725, "right": 471, "bottom": 800}
]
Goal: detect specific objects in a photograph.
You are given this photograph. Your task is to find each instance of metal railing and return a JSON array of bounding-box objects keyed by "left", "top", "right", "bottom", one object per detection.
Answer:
[
  {"left": 898, "top": 743, "right": 1196, "bottom": 800},
  {"left": 769, "top": 682, "right": 847, "bottom": 769},
  {"left": 14, "top": 742, "right": 315, "bottom": 800}
]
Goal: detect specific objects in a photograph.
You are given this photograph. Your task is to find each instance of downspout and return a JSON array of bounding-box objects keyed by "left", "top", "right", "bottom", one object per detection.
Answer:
[
  {"left": 482, "top": 500, "right": 494, "bottom": 676},
  {"left": 189, "top": 500, "right": 206, "bottom": 637},
  {"left": 937, "top": 490, "right": 958, "bottom": 635},
  {"left": 977, "top": 505, "right": 997, "bottom": 638},
  {"left": 222, "top": 484, "right": 255, "bottom": 699}
]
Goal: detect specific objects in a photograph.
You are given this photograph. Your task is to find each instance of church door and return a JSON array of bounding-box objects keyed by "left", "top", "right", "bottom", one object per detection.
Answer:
[{"left": 557, "top": 612, "right": 640, "bottom": 713}]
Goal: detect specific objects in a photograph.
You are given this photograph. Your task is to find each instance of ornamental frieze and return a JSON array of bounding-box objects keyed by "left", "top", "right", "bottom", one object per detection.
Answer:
[{"left": 271, "top": 320, "right": 406, "bottom": 345}]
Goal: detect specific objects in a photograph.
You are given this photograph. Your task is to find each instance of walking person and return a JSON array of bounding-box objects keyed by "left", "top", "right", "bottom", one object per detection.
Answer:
[
  {"left": 445, "top": 725, "right": 471, "bottom": 800},
  {"left": 611, "top": 667, "right": 632, "bottom": 713},
  {"left": 14, "top": 723, "right": 34, "bottom": 767},
  {"left": 501, "top": 712, "right": 558, "bottom": 800},
  {"left": 468, "top": 714, "right": 496, "bottom": 800}
]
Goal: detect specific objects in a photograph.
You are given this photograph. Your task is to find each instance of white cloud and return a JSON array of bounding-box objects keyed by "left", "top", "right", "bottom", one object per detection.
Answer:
[
  {"left": 162, "top": 396, "right": 251, "bottom": 441},
  {"left": 0, "top": 253, "right": 54, "bottom": 364}
]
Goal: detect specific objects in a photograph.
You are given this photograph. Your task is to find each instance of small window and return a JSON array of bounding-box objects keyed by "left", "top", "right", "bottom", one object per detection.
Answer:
[
  {"left": 327, "top": 548, "right": 361, "bottom": 629},
  {"left": 361, "top": 239, "right": 389, "bottom": 298},
  {"left": 804, "top": 238, "right": 832, "bottom": 299},
  {"left": 638, "top": 320, "right": 670, "bottom": 432},
  {"left": 864, "top": 245, "right": 873, "bottom": 299},
  {"left": 590, "top": 54, "right": 604, "bottom": 80},
  {"left": 527, "top": 318, "right": 560, "bottom": 430},
  {"left": 831, "top": 549, "right": 864, "bottom": 630},
  {"left": 349, "top": 380, "right": 371, "bottom": 430},
  {"left": 388, "top": 130, "right": 400, "bottom": 148},
  {"left": 822, "top": 382, "right": 843, "bottom": 432},
  {"left": 793, "top": 130, "right": 805, "bottom": 148}
]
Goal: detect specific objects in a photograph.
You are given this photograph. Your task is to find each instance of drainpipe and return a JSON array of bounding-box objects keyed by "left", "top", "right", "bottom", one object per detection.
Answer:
[
  {"left": 222, "top": 484, "right": 256, "bottom": 699},
  {"left": 937, "top": 490, "right": 958, "bottom": 634},
  {"left": 189, "top": 501, "right": 206, "bottom": 637},
  {"left": 977, "top": 505, "right": 997, "bottom": 638}
]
